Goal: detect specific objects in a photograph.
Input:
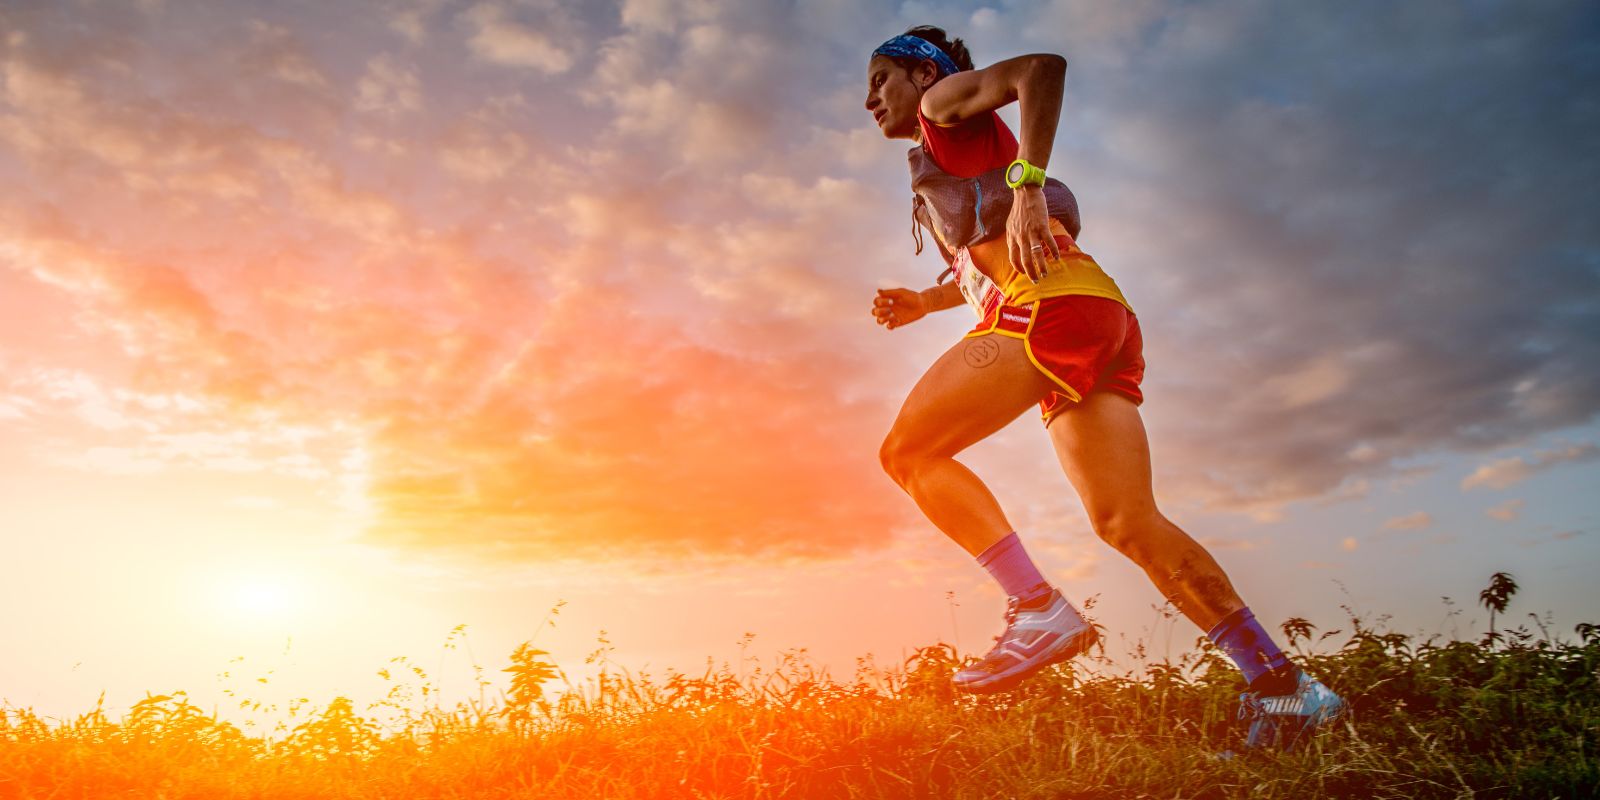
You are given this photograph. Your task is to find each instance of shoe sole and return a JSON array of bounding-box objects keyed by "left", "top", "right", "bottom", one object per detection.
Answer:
[{"left": 954, "top": 624, "right": 1100, "bottom": 695}]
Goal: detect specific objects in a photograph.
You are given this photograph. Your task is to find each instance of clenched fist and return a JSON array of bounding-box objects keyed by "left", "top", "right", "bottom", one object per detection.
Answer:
[{"left": 872, "top": 287, "right": 928, "bottom": 330}]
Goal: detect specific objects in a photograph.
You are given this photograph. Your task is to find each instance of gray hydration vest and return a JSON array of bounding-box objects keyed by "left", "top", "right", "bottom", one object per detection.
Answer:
[{"left": 908, "top": 144, "right": 1082, "bottom": 273}]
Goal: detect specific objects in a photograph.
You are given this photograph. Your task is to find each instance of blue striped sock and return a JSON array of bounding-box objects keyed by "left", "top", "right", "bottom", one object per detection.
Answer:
[{"left": 1207, "top": 606, "right": 1292, "bottom": 686}]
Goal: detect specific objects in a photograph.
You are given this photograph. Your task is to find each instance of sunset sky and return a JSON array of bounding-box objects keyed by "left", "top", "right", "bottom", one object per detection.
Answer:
[{"left": 2, "top": 0, "right": 1597, "bottom": 732}]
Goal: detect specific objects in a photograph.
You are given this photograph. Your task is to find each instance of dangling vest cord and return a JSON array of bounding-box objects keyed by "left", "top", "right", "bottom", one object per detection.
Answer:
[
  {"left": 912, "top": 195, "right": 956, "bottom": 285},
  {"left": 910, "top": 195, "right": 925, "bottom": 256}
]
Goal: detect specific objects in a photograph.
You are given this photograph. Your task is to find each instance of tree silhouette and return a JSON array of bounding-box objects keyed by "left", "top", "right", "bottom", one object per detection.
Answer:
[{"left": 1479, "top": 571, "right": 1519, "bottom": 644}]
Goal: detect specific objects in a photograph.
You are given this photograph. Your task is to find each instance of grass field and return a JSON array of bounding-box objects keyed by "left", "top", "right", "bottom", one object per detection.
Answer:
[{"left": 4, "top": 575, "right": 1596, "bottom": 799}]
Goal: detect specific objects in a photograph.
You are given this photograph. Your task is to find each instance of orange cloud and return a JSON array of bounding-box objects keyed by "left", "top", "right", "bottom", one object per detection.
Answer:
[
  {"left": 1485, "top": 498, "right": 1525, "bottom": 522},
  {"left": 1381, "top": 511, "right": 1432, "bottom": 532},
  {"left": 1, "top": 180, "right": 910, "bottom": 565},
  {"left": 15, "top": 0, "right": 1584, "bottom": 575},
  {"left": 1461, "top": 443, "right": 1598, "bottom": 491}
]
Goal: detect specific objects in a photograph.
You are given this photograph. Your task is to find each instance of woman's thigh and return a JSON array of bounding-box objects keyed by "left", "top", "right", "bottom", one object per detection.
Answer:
[
  {"left": 1046, "top": 391, "right": 1160, "bottom": 525},
  {"left": 887, "top": 333, "right": 1057, "bottom": 458}
]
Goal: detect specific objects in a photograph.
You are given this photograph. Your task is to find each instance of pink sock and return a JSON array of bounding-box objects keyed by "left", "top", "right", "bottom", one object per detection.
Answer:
[{"left": 976, "top": 531, "right": 1051, "bottom": 603}]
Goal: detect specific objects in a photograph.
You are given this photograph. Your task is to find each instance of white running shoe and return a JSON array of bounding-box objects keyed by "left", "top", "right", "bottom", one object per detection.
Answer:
[
  {"left": 952, "top": 589, "right": 1099, "bottom": 694},
  {"left": 1239, "top": 669, "right": 1346, "bottom": 750}
]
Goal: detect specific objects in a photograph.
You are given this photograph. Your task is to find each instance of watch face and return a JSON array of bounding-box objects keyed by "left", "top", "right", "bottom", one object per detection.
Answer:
[{"left": 1007, "top": 163, "right": 1024, "bottom": 184}]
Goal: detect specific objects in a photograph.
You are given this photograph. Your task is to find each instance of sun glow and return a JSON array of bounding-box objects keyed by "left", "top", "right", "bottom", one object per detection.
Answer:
[{"left": 217, "top": 570, "right": 313, "bottom": 622}]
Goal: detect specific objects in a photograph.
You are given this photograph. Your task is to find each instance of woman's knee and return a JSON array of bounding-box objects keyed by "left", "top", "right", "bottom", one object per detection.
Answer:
[
  {"left": 878, "top": 430, "right": 912, "bottom": 486},
  {"left": 1089, "top": 509, "right": 1165, "bottom": 561},
  {"left": 879, "top": 428, "right": 933, "bottom": 488}
]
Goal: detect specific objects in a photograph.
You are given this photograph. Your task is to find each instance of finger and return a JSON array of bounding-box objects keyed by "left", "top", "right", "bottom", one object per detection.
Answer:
[{"left": 1043, "top": 228, "right": 1062, "bottom": 263}]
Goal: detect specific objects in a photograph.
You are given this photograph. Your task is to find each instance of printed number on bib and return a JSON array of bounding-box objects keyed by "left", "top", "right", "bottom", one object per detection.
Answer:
[{"left": 952, "top": 247, "right": 1002, "bottom": 320}]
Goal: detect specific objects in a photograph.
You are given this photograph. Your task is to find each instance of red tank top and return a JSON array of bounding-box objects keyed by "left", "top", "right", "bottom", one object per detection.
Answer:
[{"left": 917, "top": 110, "right": 1018, "bottom": 179}]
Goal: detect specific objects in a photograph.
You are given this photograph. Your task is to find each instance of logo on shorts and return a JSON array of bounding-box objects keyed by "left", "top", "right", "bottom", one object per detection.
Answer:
[{"left": 1001, "top": 311, "right": 1031, "bottom": 325}]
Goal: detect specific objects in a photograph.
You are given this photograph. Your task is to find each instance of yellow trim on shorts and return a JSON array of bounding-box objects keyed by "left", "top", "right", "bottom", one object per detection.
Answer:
[
  {"left": 1020, "top": 300, "right": 1083, "bottom": 403},
  {"left": 961, "top": 300, "right": 1083, "bottom": 403}
]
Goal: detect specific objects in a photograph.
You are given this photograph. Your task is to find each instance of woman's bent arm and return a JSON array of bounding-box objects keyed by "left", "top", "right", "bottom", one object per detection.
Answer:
[{"left": 918, "top": 53, "right": 1066, "bottom": 172}]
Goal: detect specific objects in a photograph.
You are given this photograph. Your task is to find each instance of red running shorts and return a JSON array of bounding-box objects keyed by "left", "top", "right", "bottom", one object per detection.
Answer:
[{"left": 965, "top": 293, "right": 1146, "bottom": 424}]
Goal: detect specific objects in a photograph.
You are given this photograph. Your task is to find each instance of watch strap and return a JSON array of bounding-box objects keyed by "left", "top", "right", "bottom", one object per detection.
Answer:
[{"left": 1005, "top": 158, "right": 1046, "bottom": 189}]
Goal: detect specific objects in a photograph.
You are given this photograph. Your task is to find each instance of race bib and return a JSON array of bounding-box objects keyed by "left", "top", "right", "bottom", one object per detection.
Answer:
[{"left": 952, "top": 247, "right": 1002, "bottom": 320}]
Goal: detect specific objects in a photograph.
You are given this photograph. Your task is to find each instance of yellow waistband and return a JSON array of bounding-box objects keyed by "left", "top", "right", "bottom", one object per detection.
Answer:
[{"left": 992, "top": 219, "right": 1131, "bottom": 311}]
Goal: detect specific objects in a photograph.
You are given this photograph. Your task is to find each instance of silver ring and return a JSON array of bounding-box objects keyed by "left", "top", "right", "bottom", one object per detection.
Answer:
[{"left": 1030, "top": 244, "right": 1044, "bottom": 251}]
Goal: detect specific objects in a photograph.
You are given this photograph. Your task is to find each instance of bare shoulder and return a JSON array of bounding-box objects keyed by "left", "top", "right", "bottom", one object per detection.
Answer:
[{"left": 920, "top": 54, "right": 1066, "bottom": 126}]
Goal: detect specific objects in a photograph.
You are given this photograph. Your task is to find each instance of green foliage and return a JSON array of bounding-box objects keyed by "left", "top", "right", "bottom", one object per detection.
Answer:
[{"left": 2, "top": 577, "right": 1597, "bottom": 799}]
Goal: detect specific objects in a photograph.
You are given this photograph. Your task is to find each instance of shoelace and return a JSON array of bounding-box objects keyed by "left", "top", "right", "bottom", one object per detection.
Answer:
[
  {"left": 988, "top": 597, "right": 1024, "bottom": 646},
  {"left": 1236, "top": 693, "right": 1264, "bottom": 722}
]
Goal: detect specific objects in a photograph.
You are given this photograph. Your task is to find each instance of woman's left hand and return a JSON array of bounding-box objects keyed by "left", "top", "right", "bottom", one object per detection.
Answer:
[{"left": 1007, "top": 186, "right": 1060, "bottom": 283}]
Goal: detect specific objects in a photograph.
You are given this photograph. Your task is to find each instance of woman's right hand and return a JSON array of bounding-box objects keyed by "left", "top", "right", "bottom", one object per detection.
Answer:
[{"left": 872, "top": 287, "right": 928, "bottom": 330}]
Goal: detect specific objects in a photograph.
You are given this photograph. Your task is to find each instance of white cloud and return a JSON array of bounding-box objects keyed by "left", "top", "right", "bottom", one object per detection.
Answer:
[
  {"left": 242, "top": 21, "right": 332, "bottom": 92},
  {"left": 385, "top": 0, "right": 446, "bottom": 44},
  {"left": 1346, "top": 443, "right": 1380, "bottom": 462},
  {"left": 1314, "top": 477, "right": 1370, "bottom": 506},
  {"left": 619, "top": 0, "right": 718, "bottom": 33},
  {"left": 463, "top": 2, "right": 576, "bottom": 73},
  {"left": 15, "top": 368, "right": 154, "bottom": 433},
  {"left": 1262, "top": 354, "right": 1350, "bottom": 408},
  {"left": 356, "top": 55, "right": 422, "bottom": 116},
  {"left": 437, "top": 109, "right": 530, "bottom": 182},
  {"left": 0, "top": 393, "right": 35, "bottom": 420},
  {"left": 439, "top": 131, "right": 527, "bottom": 181}
]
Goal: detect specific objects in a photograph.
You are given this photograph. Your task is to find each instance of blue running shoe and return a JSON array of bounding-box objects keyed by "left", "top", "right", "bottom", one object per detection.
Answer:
[
  {"left": 953, "top": 589, "right": 1099, "bottom": 694},
  {"left": 1239, "top": 669, "right": 1346, "bottom": 750}
]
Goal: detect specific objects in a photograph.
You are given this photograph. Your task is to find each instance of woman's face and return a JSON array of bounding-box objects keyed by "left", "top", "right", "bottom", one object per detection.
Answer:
[{"left": 865, "top": 55, "right": 929, "bottom": 140}]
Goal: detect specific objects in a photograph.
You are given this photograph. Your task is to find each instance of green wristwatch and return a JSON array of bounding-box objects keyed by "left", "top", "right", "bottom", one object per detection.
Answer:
[{"left": 1005, "top": 158, "right": 1046, "bottom": 189}]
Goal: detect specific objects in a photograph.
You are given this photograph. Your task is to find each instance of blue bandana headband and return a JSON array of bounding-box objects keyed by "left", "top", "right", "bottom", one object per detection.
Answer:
[{"left": 872, "top": 35, "right": 961, "bottom": 78}]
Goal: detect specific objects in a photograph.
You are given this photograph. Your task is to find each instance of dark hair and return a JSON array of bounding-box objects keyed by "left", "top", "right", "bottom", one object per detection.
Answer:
[{"left": 885, "top": 25, "right": 974, "bottom": 77}]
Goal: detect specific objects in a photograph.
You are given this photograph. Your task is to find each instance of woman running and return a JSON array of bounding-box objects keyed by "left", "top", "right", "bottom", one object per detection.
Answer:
[{"left": 863, "top": 26, "right": 1343, "bottom": 749}]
